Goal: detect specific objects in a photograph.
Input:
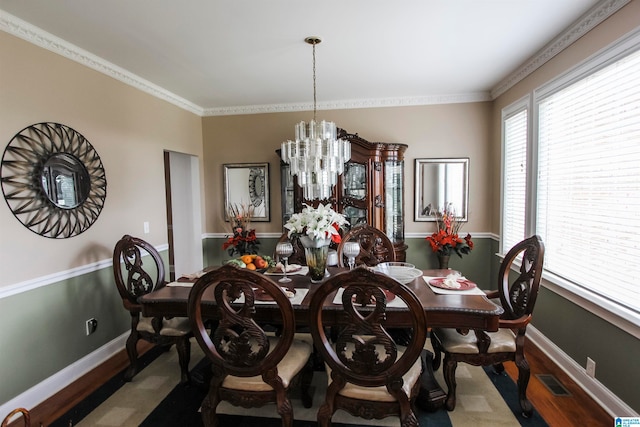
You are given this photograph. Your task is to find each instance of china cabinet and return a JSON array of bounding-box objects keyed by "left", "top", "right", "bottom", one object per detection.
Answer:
[{"left": 278, "top": 129, "right": 408, "bottom": 260}]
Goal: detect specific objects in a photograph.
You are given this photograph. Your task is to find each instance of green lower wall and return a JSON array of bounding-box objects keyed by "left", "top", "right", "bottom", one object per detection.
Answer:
[
  {"left": 532, "top": 289, "right": 640, "bottom": 411},
  {"left": 2, "top": 238, "right": 637, "bottom": 413},
  {"left": 0, "top": 266, "right": 130, "bottom": 405}
]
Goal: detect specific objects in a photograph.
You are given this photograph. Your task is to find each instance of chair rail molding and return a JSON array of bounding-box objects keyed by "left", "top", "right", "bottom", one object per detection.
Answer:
[{"left": 0, "top": 244, "right": 169, "bottom": 300}]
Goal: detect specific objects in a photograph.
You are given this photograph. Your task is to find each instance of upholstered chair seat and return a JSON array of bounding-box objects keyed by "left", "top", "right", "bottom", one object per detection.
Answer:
[
  {"left": 325, "top": 345, "right": 423, "bottom": 402},
  {"left": 136, "top": 316, "right": 191, "bottom": 337},
  {"left": 221, "top": 336, "right": 312, "bottom": 391},
  {"left": 433, "top": 328, "right": 517, "bottom": 354}
]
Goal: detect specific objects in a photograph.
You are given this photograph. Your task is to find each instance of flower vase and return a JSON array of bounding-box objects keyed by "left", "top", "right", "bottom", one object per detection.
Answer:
[
  {"left": 299, "top": 235, "right": 331, "bottom": 282},
  {"left": 437, "top": 254, "right": 450, "bottom": 269}
]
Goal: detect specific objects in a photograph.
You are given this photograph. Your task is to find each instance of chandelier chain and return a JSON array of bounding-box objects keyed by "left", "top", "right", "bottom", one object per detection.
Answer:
[{"left": 312, "top": 41, "right": 317, "bottom": 121}]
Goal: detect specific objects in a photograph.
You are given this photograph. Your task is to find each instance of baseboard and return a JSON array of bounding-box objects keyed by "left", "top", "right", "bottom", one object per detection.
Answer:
[
  {"left": 0, "top": 332, "right": 128, "bottom": 417},
  {"left": 527, "top": 325, "right": 638, "bottom": 417}
]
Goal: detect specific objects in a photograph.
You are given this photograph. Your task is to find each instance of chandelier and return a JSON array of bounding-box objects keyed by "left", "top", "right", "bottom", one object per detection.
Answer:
[{"left": 281, "top": 37, "right": 350, "bottom": 201}]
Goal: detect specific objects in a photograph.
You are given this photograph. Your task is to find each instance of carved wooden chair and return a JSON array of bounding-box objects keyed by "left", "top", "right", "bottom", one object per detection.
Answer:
[
  {"left": 113, "top": 234, "right": 191, "bottom": 383},
  {"left": 309, "top": 268, "right": 428, "bottom": 427},
  {"left": 430, "top": 235, "right": 544, "bottom": 417},
  {"left": 2, "top": 408, "right": 30, "bottom": 427},
  {"left": 337, "top": 224, "right": 396, "bottom": 267},
  {"left": 188, "top": 264, "right": 313, "bottom": 427}
]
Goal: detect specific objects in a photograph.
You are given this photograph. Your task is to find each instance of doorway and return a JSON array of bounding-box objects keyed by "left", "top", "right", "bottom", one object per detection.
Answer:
[{"left": 164, "top": 151, "right": 203, "bottom": 281}]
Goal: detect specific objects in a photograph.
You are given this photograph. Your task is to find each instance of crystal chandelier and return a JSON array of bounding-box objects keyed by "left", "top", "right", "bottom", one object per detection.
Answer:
[{"left": 281, "top": 37, "right": 350, "bottom": 201}]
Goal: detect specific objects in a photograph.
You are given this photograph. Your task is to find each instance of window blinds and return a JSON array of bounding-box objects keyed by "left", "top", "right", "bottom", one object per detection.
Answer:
[
  {"left": 536, "top": 48, "right": 640, "bottom": 312},
  {"left": 502, "top": 109, "right": 528, "bottom": 254}
]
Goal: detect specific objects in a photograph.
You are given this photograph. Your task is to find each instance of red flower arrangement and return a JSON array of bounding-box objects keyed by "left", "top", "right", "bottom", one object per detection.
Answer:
[
  {"left": 223, "top": 204, "right": 260, "bottom": 256},
  {"left": 425, "top": 206, "right": 473, "bottom": 257}
]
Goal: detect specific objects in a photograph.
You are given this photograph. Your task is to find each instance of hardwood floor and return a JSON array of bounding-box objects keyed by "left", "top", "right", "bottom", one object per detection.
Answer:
[
  {"left": 503, "top": 343, "right": 612, "bottom": 426},
  {"left": 5, "top": 340, "right": 612, "bottom": 427}
]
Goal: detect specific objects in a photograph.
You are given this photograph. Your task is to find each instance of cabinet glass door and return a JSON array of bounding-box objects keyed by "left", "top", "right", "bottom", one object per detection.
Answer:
[
  {"left": 281, "top": 163, "right": 295, "bottom": 224},
  {"left": 342, "top": 162, "right": 367, "bottom": 226},
  {"left": 384, "top": 160, "right": 404, "bottom": 242},
  {"left": 344, "top": 163, "right": 366, "bottom": 200}
]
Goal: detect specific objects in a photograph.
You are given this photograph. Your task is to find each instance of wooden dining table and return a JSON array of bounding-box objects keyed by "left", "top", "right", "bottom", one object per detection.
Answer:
[{"left": 138, "top": 266, "right": 503, "bottom": 411}]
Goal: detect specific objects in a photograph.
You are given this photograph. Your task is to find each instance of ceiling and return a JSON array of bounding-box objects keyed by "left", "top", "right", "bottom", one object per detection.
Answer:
[{"left": 0, "top": 1, "right": 603, "bottom": 116}]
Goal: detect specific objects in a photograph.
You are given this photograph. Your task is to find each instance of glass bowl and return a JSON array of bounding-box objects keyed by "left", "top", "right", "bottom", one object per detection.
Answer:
[{"left": 374, "top": 262, "right": 422, "bottom": 284}]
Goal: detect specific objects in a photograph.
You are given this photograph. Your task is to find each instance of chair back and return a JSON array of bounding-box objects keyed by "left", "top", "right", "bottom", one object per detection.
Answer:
[
  {"left": 1, "top": 408, "right": 30, "bottom": 427},
  {"left": 113, "top": 234, "right": 166, "bottom": 310},
  {"left": 188, "top": 264, "right": 295, "bottom": 379},
  {"left": 498, "top": 235, "right": 545, "bottom": 320},
  {"left": 275, "top": 232, "right": 307, "bottom": 266},
  {"left": 337, "top": 224, "right": 396, "bottom": 267},
  {"left": 309, "top": 268, "right": 427, "bottom": 389}
]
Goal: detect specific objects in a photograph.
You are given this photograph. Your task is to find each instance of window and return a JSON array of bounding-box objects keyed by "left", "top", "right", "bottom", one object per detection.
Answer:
[
  {"left": 501, "top": 103, "right": 528, "bottom": 254},
  {"left": 502, "top": 31, "right": 640, "bottom": 318}
]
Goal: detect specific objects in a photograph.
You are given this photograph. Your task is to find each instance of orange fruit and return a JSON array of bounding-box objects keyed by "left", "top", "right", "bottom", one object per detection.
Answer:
[
  {"left": 240, "top": 255, "right": 253, "bottom": 264},
  {"left": 246, "top": 263, "right": 256, "bottom": 270}
]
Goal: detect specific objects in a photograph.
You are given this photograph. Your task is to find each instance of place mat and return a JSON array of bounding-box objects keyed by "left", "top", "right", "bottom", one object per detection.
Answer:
[
  {"left": 332, "top": 287, "right": 407, "bottom": 308},
  {"left": 233, "top": 288, "right": 309, "bottom": 305},
  {"left": 422, "top": 276, "right": 486, "bottom": 295},
  {"left": 264, "top": 265, "right": 309, "bottom": 276}
]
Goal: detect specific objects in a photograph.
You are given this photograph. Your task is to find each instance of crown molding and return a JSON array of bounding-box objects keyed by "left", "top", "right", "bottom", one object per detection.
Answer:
[
  {"left": 491, "top": 0, "right": 630, "bottom": 99},
  {"left": 0, "top": 9, "right": 490, "bottom": 117},
  {"left": 3, "top": 1, "right": 628, "bottom": 116},
  {"left": 0, "top": 10, "right": 205, "bottom": 116},
  {"left": 201, "top": 92, "right": 493, "bottom": 117}
]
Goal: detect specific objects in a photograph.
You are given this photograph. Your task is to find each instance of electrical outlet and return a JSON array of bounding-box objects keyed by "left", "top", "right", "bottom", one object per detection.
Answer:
[
  {"left": 143, "top": 221, "right": 150, "bottom": 234},
  {"left": 586, "top": 357, "right": 596, "bottom": 378},
  {"left": 85, "top": 318, "right": 98, "bottom": 336}
]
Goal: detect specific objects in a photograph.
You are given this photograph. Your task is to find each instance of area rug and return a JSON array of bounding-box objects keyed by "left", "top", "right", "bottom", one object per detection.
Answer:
[{"left": 52, "top": 338, "right": 548, "bottom": 427}]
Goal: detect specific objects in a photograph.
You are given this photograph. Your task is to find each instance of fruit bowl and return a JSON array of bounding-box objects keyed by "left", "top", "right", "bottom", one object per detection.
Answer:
[{"left": 374, "top": 262, "right": 422, "bottom": 285}]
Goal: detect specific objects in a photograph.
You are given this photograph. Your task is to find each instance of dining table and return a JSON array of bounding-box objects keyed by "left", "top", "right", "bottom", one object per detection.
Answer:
[{"left": 138, "top": 266, "right": 503, "bottom": 411}]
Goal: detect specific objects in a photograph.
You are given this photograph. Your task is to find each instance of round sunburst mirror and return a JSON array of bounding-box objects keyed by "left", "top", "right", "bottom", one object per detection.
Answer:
[{"left": 1, "top": 122, "right": 107, "bottom": 238}]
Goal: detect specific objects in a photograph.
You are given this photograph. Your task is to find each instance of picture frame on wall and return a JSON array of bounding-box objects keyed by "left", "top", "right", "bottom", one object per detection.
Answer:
[{"left": 223, "top": 162, "right": 270, "bottom": 222}]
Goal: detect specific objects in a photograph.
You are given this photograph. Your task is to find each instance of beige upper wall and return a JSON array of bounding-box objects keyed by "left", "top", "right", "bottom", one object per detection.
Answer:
[
  {"left": 489, "top": 1, "right": 640, "bottom": 234},
  {"left": 202, "top": 102, "right": 492, "bottom": 235},
  {"left": 0, "top": 31, "right": 203, "bottom": 287}
]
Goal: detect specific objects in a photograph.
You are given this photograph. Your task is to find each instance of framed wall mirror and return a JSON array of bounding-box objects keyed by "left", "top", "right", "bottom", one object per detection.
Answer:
[
  {"left": 223, "top": 162, "right": 270, "bottom": 222},
  {"left": 1, "top": 122, "right": 107, "bottom": 238},
  {"left": 414, "top": 158, "right": 469, "bottom": 222}
]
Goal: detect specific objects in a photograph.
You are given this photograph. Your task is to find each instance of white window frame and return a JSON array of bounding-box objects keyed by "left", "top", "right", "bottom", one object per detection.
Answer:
[
  {"left": 500, "top": 95, "right": 531, "bottom": 255},
  {"left": 501, "top": 27, "right": 640, "bottom": 337}
]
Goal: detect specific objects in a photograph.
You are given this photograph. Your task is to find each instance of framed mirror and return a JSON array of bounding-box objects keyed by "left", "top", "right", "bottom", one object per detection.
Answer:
[
  {"left": 414, "top": 158, "right": 469, "bottom": 222},
  {"left": 223, "top": 162, "right": 270, "bottom": 222},
  {"left": 1, "top": 122, "right": 107, "bottom": 238}
]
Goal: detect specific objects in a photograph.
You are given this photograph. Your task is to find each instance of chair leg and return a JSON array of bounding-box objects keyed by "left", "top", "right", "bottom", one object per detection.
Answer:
[
  {"left": 516, "top": 356, "right": 533, "bottom": 417},
  {"left": 275, "top": 395, "right": 294, "bottom": 427},
  {"left": 176, "top": 336, "right": 191, "bottom": 384},
  {"left": 398, "top": 397, "right": 419, "bottom": 427},
  {"left": 201, "top": 382, "right": 221, "bottom": 427},
  {"left": 443, "top": 357, "right": 458, "bottom": 411},
  {"left": 430, "top": 333, "right": 442, "bottom": 371},
  {"left": 300, "top": 356, "right": 314, "bottom": 408},
  {"left": 124, "top": 324, "right": 140, "bottom": 382},
  {"left": 317, "top": 378, "right": 342, "bottom": 427}
]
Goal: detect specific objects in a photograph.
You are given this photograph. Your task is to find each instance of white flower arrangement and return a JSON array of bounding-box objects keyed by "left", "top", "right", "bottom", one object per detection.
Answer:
[{"left": 284, "top": 203, "right": 349, "bottom": 243}]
